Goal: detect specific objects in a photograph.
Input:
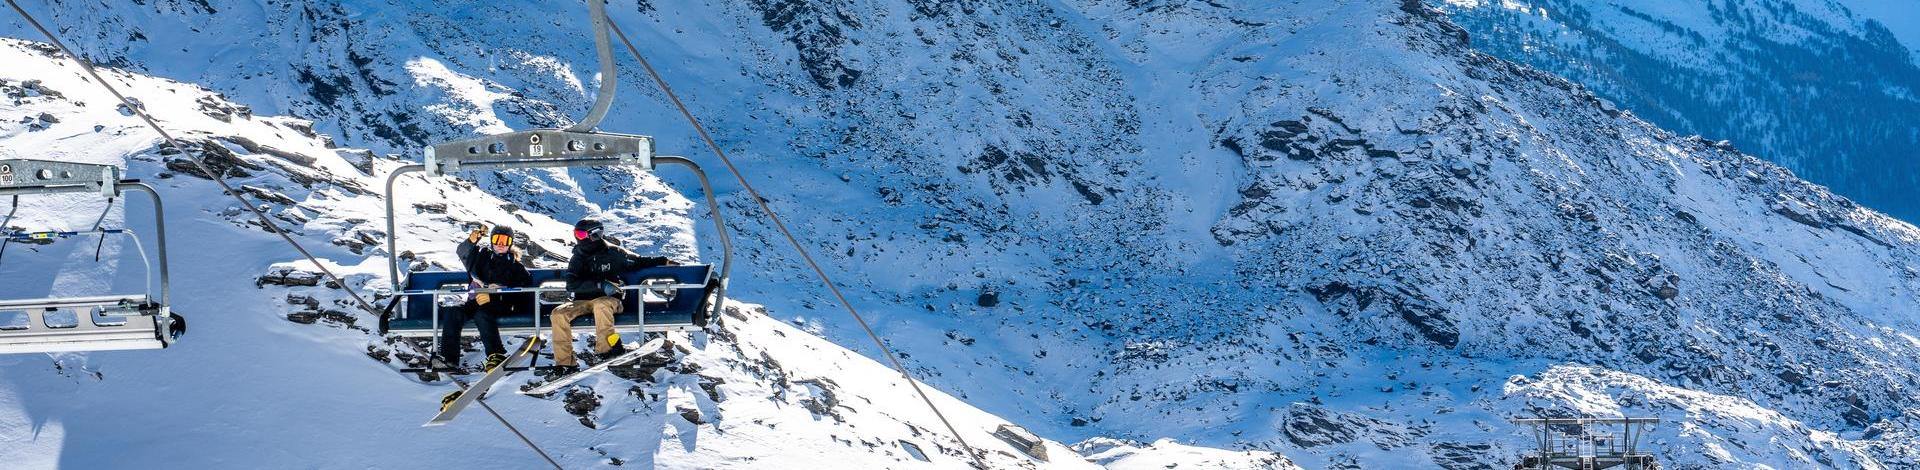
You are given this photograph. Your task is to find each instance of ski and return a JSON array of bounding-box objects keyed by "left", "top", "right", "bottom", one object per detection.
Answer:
[
  {"left": 424, "top": 335, "right": 544, "bottom": 427},
  {"left": 521, "top": 337, "right": 667, "bottom": 396}
]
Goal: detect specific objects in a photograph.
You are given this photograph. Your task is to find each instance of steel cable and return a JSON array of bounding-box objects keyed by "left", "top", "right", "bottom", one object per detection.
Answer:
[
  {"left": 3, "top": 2, "right": 561, "bottom": 468},
  {"left": 608, "top": 21, "right": 991, "bottom": 469}
]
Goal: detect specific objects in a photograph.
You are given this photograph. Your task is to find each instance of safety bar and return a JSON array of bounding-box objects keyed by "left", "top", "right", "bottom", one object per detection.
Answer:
[
  {"left": 399, "top": 282, "right": 702, "bottom": 297},
  {"left": 1511, "top": 418, "right": 1661, "bottom": 425},
  {"left": 7, "top": 228, "right": 128, "bottom": 240}
]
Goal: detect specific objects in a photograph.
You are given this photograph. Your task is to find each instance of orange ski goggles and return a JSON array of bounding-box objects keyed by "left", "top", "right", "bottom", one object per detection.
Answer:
[{"left": 489, "top": 233, "right": 514, "bottom": 246}]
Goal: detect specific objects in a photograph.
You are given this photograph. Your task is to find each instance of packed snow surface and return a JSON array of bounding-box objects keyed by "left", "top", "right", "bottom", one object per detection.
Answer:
[{"left": 3, "top": 0, "right": 1920, "bottom": 468}]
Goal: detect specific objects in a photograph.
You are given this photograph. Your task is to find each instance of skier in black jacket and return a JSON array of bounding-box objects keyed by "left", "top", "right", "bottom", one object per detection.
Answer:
[
  {"left": 549, "top": 218, "right": 672, "bottom": 371},
  {"left": 439, "top": 224, "right": 534, "bottom": 370}
]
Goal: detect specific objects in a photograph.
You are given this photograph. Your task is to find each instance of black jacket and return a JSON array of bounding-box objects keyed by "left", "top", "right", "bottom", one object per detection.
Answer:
[
  {"left": 458, "top": 240, "right": 534, "bottom": 288},
  {"left": 564, "top": 237, "right": 670, "bottom": 301}
]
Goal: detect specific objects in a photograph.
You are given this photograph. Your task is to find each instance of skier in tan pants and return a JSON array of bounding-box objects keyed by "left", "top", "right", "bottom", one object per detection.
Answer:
[{"left": 550, "top": 218, "right": 673, "bottom": 374}]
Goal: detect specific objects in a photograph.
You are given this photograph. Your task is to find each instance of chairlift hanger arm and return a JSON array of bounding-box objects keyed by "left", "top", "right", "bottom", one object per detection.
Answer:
[
  {"left": 566, "top": 0, "right": 616, "bottom": 133},
  {"left": 654, "top": 155, "right": 732, "bottom": 319},
  {"left": 118, "top": 181, "right": 170, "bottom": 307}
]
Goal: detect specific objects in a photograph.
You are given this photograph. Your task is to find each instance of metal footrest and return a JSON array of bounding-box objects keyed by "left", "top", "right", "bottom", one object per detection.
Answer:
[{"left": 0, "top": 295, "right": 175, "bottom": 354}]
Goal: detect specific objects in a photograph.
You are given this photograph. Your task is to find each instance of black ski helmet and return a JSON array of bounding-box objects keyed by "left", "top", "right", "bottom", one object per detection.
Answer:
[
  {"left": 574, "top": 218, "right": 605, "bottom": 240},
  {"left": 490, "top": 224, "right": 516, "bottom": 237}
]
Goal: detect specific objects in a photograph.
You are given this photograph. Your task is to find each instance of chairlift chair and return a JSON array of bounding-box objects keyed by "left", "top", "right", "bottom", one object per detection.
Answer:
[
  {"left": 0, "top": 159, "right": 184, "bottom": 354},
  {"left": 377, "top": 132, "right": 734, "bottom": 352},
  {"left": 375, "top": 0, "right": 731, "bottom": 363}
]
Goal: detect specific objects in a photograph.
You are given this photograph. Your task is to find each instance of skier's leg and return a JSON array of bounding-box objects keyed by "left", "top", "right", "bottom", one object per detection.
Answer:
[
  {"left": 550, "top": 301, "right": 584, "bottom": 366},
  {"left": 437, "top": 302, "right": 473, "bottom": 364},
  {"left": 590, "top": 297, "right": 622, "bottom": 354},
  {"left": 474, "top": 299, "right": 507, "bottom": 357}
]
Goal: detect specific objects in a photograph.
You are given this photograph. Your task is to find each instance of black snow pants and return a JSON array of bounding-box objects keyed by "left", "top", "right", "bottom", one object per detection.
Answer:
[{"left": 437, "top": 293, "right": 528, "bottom": 363}]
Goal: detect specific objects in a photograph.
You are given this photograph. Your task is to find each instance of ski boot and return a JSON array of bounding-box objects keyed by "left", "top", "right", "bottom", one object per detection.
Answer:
[
  {"left": 544, "top": 364, "right": 581, "bottom": 380},
  {"left": 598, "top": 333, "right": 627, "bottom": 360},
  {"left": 481, "top": 353, "right": 508, "bottom": 371},
  {"left": 430, "top": 354, "right": 476, "bottom": 376},
  {"left": 439, "top": 390, "right": 461, "bottom": 411}
]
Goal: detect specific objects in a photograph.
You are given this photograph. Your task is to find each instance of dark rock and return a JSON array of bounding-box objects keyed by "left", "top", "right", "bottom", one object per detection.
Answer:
[
  {"left": 1772, "top": 203, "right": 1826, "bottom": 229},
  {"left": 163, "top": 140, "right": 265, "bottom": 179},
  {"left": 1840, "top": 395, "right": 1870, "bottom": 428},
  {"left": 115, "top": 97, "right": 146, "bottom": 116},
  {"left": 285, "top": 311, "right": 321, "bottom": 324},
  {"left": 678, "top": 406, "right": 704, "bottom": 425},
  {"left": 15, "top": 79, "right": 65, "bottom": 99},
  {"left": 286, "top": 309, "right": 355, "bottom": 327},
  {"left": 1312, "top": 282, "right": 1456, "bottom": 347},
  {"left": 286, "top": 294, "right": 320, "bottom": 308},
  {"left": 222, "top": 136, "right": 312, "bottom": 166},
  {"left": 564, "top": 388, "right": 601, "bottom": 428},
  {"left": 413, "top": 202, "right": 449, "bottom": 214},
  {"left": 794, "top": 378, "right": 843, "bottom": 422},
  {"left": 976, "top": 288, "right": 999, "bottom": 307},
  {"left": 365, "top": 345, "right": 391, "bottom": 363},
  {"left": 1656, "top": 285, "right": 1679, "bottom": 300},
  {"left": 194, "top": 95, "right": 251, "bottom": 122},
  {"left": 698, "top": 376, "right": 726, "bottom": 403},
  {"left": 1282, "top": 404, "right": 1361, "bottom": 447},
  {"left": 1430, "top": 442, "right": 1494, "bottom": 470},
  {"left": 239, "top": 185, "right": 297, "bottom": 206},
  {"left": 257, "top": 267, "right": 324, "bottom": 287}
]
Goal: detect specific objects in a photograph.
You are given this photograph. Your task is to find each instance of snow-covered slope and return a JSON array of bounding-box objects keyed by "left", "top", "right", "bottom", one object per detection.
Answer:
[
  {"left": 1436, "top": 0, "right": 1920, "bottom": 223},
  {"left": 0, "top": 38, "right": 1194, "bottom": 468},
  {"left": 5, "top": 0, "right": 1920, "bottom": 468}
]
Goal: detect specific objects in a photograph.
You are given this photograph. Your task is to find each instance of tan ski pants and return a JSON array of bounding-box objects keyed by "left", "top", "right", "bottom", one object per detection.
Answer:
[{"left": 550, "top": 296, "right": 622, "bottom": 366}]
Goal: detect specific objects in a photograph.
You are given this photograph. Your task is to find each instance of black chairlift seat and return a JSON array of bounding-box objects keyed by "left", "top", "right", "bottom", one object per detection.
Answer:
[
  {"left": 0, "top": 159, "right": 182, "bottom": 354},
  {"left": 380, "top": 264, "right": 718, "bottom": 336}
]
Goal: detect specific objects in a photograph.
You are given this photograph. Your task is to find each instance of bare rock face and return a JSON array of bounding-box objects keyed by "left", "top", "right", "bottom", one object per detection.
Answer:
[
  {"left": 162, "top": 140, "right": 265, "bottom": 179},
  {"left": 1280, "top": 403, "right": 1423, "bottom": 449},
  {"left": 564, "top": 388, "right": 601, "bottom": 428},
  {"left": 794, "top": 378, "right": 844, "bottom": 423},
  {"left": 257, "top": 266, "right": 323, "bottom": 287}
]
